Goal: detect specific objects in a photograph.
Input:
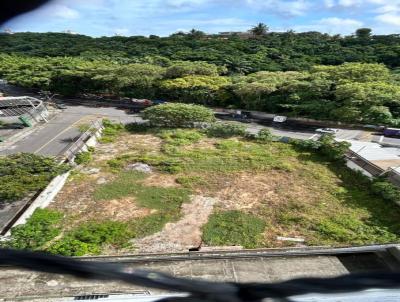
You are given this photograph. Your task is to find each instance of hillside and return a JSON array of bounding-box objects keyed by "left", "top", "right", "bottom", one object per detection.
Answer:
[{"left": 0, "top": 31, "right": 400, "bottom": 125}]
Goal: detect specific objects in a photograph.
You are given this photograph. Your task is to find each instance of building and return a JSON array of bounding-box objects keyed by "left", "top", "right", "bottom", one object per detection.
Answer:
[{"left": 0, "top": 96, "right": 48, "bottom": 125}]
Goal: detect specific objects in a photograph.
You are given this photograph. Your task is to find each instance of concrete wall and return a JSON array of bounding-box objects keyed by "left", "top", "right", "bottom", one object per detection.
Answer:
[{"left": 346, "top": 160, "right": 373, "bottom": 178}]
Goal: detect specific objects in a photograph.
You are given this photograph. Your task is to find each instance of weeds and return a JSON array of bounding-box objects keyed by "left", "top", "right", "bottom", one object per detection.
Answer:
[{"left": 202, "top": 211, "right": 266, "bottom": 248}]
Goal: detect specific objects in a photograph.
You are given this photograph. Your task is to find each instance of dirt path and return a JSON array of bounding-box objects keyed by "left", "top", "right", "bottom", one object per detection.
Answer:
[{"left": 133, "top": 195, "right": 218, "bottom": 253}]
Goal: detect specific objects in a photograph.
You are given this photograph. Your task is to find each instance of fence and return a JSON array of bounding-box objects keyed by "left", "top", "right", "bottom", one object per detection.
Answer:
[{"left": 62, "top": 119, "right": 103, "bottom": 162}]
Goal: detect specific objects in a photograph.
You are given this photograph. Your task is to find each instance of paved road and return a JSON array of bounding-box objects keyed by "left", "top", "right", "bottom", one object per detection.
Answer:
[
  {"left": 245, "top": 122, "right": 363, "bottom": 141},
  {"left": 0, "top": 104, "right": 141, "bottom": 157},
  {"left": 372, "top": 134, "right": 400, "bottom": 147}
]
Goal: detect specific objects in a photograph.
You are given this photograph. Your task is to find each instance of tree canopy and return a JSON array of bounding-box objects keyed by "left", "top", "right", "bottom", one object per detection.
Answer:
[{"left": 1, "top": 29, "right": 400, "bottom": 125}]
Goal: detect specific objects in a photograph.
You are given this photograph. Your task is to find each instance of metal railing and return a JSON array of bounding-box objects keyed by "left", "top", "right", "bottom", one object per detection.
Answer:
[{"left": 62, "top": 119, "right": 103, "bottom": 162}]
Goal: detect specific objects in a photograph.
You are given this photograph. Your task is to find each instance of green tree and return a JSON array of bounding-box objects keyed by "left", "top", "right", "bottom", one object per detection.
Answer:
[
  {"left": 142, "top": 103, "right": 215, "bottom": 128},
  {"left": 250, "top": 23, "right": 269, "bottom": 37},
  {"left": 355, "top": 28, "right": 372, "bottom": 39}
]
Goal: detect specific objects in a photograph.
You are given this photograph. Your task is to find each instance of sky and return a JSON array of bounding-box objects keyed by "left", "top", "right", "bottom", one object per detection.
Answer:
[{"left": 1, "top": 0, "right": 400, "bottom": 37}]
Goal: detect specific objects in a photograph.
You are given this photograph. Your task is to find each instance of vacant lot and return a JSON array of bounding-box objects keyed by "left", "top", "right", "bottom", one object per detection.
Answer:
[{"left": 29, "top": 126, "right": 400, "bottom": 255}]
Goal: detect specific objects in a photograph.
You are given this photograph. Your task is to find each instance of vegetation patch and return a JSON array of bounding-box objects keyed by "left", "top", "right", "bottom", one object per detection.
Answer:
[
  {"left": 202, "top": 211, "right": 266, "bottom": 248},
  {"left": 98, "top": 119, "right": 126, "bottom": 143},
  {"left": 48, "top": 221, "right": 132, "bottom": 256},
  {"left": 4, "top": 209, "right": 63, "bottom": 250},
  {"left": 205, "top": 122, "right": 246, "bottom": 138},
  {"left": 0, "top": 153, "right": 69, "bottom": 202}
]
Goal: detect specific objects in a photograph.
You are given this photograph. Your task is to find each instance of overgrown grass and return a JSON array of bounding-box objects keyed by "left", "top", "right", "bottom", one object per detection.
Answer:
[
  {"left": 108, "top": 138, "right": 297, "bottom": 174},
  {"left": 202, "top": 211, "right": 266, "bottom": 248},
  {"left": 19, "top": 127, "right": 400, "bottom": 255}
]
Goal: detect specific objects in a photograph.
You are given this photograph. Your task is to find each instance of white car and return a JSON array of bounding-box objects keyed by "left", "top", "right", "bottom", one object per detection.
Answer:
[{"left": 315, "top": 128, "right": 340, "bottom": 134}]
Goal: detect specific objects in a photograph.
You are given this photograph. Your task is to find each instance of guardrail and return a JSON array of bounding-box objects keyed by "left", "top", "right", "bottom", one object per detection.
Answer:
[{"left": 62, "top": 119, "right": 103, "bottom": 162}]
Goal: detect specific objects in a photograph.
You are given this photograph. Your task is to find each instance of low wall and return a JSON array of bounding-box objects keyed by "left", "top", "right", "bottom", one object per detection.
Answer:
[{"left": 346, "top": 160, "right": 373, "bottom": 178}]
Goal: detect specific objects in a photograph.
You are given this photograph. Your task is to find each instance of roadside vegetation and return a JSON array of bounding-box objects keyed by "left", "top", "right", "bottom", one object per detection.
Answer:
[{"left": 0, "top": 153, "right": 69, "bottom": 202}]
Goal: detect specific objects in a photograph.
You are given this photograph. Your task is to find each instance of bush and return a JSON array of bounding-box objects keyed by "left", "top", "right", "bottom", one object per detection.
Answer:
[
  {"left": 7, "top": 209, "right": 63, "bottom": 250},
  {"left": 205, "top": 123, "right": 246, "bottom": 138},
  {"left": 48, "top": 221, "right": 132, "bottom": 256},
  {"left": 371, "top": 181, "right": 400, "bottom": 204},
  {"left": 0, "top": 153, "right": 70, "bottom": 202},
  {"left": 47, "top": 236, "right": 100, "bottom": 256},
  {"left": 291, "top": 138, "right": 321, "bottom": 150},
  {"left": 142, "top": 103, "right": 215, "bottom": 128},
  {"left": 319, "top": 134, "right": 350, "bottom": 161},
  {"left": 202, "top": 210, "right": 266, "bottom": 248},
  {"left": 255, "top": 129, "right": 274, "bottom": 143},
  {"left": 74, "top": 150, "right": 93, "bottom": 165}
]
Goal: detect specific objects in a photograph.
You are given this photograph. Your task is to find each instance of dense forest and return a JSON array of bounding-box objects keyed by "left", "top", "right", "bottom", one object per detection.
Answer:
[{"left": 0, "top": 29, "right": 400, "bottom": 124}]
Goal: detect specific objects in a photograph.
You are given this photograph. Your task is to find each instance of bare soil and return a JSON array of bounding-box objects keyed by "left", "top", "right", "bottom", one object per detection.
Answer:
[{"left": 133, "top": 195, "right": 217, "bottom": 253}]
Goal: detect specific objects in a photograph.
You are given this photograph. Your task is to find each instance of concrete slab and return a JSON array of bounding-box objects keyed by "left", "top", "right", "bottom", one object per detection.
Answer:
[{"left": 0, "top": 256, "right": 350, "bottom": 300}]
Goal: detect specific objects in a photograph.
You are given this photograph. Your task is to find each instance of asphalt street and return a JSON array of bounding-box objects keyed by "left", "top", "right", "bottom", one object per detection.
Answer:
[{"left": 0, "top": 104, "right": 141, "bottom": 157}]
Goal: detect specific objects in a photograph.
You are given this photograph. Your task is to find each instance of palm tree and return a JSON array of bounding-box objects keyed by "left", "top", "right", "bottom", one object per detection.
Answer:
[
  {"left": 250, "top": 23, "right": 269, "bottom": 37},
  {"left": 189, "top": 28, "right": 206, "bottom": 39}
]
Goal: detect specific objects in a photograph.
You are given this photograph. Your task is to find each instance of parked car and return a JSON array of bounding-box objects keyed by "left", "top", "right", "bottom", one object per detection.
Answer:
[
  {"left": 56, "top": 103, "right": 68, "bottom": 109},
  {"left": 383, "top": 127, "right": 400, "bottom": 138},
  {"left": 4, "top": 123, "right": 25, "bottom": 129},
  {"left": 315, "top": 128, "right": 339, "bottom": 134}
]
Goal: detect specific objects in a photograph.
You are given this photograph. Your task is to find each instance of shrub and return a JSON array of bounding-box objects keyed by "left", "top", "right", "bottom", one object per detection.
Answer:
[
  {"left": 74, "top": 150, "right": 93, "bottom": 165},
  {"left": 202, "top": 211, "right": 266, "bottom": 248},
  {"left": 319, "top": 134, "right": 350, "bottom": 161},
  {"left": 255, "top": 129, "right": 274, "bottom": 143},
  {"left": 371, "top": 181, "right": 400, "bottom": 204},
  {"left": 7, "top": 209, "right": 63, "bottom": 250},
  {"left": 291, "top": 138, "right": 321, "bottom": 150},
  {"left": 47, "top": 236, "right": 100, "bottom": 256},
  {"left": 142, "top": 103, "right": 215, "bottom": 128},
  {"left": 205, "top": 123, "right": 246, "bottom": 138}
]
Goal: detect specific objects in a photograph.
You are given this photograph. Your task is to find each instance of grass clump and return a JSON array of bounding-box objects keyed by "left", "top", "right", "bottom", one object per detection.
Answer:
[
  {"left": 158, "top": 129, "right": 204, "bottom": 146},
  {"left": 132, "top": 213, "right": 177, "bottom": 238},
  {"left": 74, "top": 147, "right": 95, "bottom": 165},
  {"left": 93, "top": 171, "right": 146, "bottom": 200},
  {"left": 202, "top": 211, "right": 266, "bottom": 248},
  {"left": 176, "top": 175, "right": 207, "bottom": 189},
  {"left": 5, "top": 209, "right": 63, "bottom": 250}
]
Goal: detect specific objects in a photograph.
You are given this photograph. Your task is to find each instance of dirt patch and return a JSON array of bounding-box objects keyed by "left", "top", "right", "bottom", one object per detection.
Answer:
[
  {"left": 94, "top": 133, "right": 162, "bottom": 162},
  {"left": 143, "top": 173, "right": 179, "bottom": 188},
  {"left": 182, "top": 137, "right": 218, "bottom": 151},
  {"left": 49, "top": 174, "right": 151, "bottom": 228},
  {"left": 193, "top": 171, "right": 324, "bottom": 213},
  {"left": 133, "top": 195, "right": 217, "bottom": 253}
]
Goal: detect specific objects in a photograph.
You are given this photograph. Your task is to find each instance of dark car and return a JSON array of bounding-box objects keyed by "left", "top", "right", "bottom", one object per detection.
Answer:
[{"left": 4, "top": 123, "right": 25, "bottom": 129}]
